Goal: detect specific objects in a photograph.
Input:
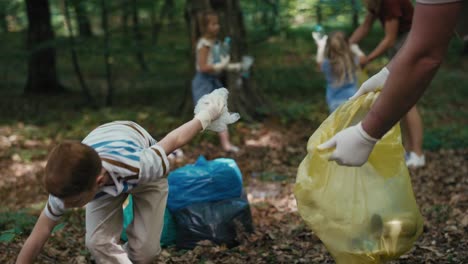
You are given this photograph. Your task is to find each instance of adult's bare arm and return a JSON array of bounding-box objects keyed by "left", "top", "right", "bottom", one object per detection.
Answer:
[
  {"left": 349, "top": 14, "right": 375, "bottom": 44},
  {"left": 362, "top": 2, "right": 463, "bottom": 139},
  {"left": 365, "top": 18, "right": 399, "bottom": 63}
]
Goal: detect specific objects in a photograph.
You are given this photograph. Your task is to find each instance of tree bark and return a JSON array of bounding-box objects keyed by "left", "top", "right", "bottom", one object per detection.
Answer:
[
  {"left": 121, "top": 0, "right": 130, "bottom": 34},
  {"left": 24, "top": 0, "right": 64, "bottom": 94},
  {"left": 151, "top": 0, "right": 175, "bottom": 45},
  {"left": 184, "top": 0, "right": 267, "bottom": 120},
  {"left": 316, "top": 4, "right": 322, "bottom": 25},
  {"left": 0, "top": 2, "right": 8, "bottom": 32},
  {"left": 71, "top": 0, "right": 93, "bottom": 37},
  {"left": 100, "top": 0, "right": 113, "bottom": 106},
  {"left": 131, "top": 0, "right": 148, "bottom": 71},
  {"left": 351, "top": 0, "right": 359, "bottom": 28},
  {"left": 63, "top": 0, "right": 96, "bottom": 106}
]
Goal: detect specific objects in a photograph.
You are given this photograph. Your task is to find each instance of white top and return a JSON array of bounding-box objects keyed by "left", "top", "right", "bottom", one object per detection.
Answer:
[
  {"left": 195, "top": 37, "right": 215, "bottom": 71},
  {"left": 44, "top": 121, "right": 170, "bottom": 221}
]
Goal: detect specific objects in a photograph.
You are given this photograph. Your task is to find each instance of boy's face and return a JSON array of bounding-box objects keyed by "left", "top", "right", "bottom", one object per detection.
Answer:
[
  {"left": 62, "top": 182, "right": 99, "bottom": 208},
  {"left": 62, "top": 168, "right": 106, "bottom": 208},
  {"left": 206, "top": 15, "right": 220, "bottom": 37}
]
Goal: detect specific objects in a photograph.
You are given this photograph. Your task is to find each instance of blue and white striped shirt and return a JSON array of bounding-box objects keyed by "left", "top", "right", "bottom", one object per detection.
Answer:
[{"left": 44, "top": 121, "right": 170, "bottom": 221}]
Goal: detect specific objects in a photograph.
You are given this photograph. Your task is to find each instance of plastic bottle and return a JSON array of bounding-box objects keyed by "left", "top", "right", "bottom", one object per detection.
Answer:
[
  {"left": 313, "top": 24, "right": 325, "bottom": 39},
  {"left": 212, "top": 41, "right": 221, "bottom": 63},
  {"left": 222, "top": 36, "right": 231, "bottom": 57}
]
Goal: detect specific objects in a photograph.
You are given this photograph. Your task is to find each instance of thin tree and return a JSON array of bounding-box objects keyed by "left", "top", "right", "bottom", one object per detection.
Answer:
[
  {"left": 71, "top": 0, "right": 93, "bottom": 37},
  {"left": 63, "top": 0, "right": 96, "bottom": 106},
  {"left": 151, "top": 0, "right": 175, "bottom": 45},
  {"left": 350, "top": 0, "right": 359, "bottom": 28},
  {"left": 131, "top": 0, "right": 148, "bottom": 71},
  {"left": 0, "top": 2, "right": 7, "bottom": 32},
  {"left": 100, "top": 0, "right": 113, "bottom": 106},
  {"left": 121, "top": 0, "right": 130, "bottom": 34},
  {"left": 24, "top": 0, "right": 64, "bottom": 94}
]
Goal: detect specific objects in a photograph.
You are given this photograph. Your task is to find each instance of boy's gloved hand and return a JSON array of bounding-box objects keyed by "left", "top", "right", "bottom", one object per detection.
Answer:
[
  {"left": 194, "top": 88, "right": 240, "bottom": 132},
  {"left": 213, "top": 55, "right": 231, "bottom": 73},
  {"left": 317, "top": 122, "right": 378, "bottom": 166},
  {"left": 349, "top": 67, "right": 389, "bottom": 100}
]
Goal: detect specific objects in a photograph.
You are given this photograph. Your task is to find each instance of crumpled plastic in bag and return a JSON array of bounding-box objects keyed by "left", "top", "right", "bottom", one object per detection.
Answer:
[{"left": 294, "top": 92, "right": 423, "bottom": 264}]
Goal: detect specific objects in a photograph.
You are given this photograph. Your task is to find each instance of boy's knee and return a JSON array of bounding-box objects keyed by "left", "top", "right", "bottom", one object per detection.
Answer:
[{"left": 85, "top": 233, "right": 110, "bottom": 256}]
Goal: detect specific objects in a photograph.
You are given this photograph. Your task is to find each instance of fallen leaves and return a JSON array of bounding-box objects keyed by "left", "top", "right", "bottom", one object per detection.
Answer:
[{"left": 0, "top": 122, "right": 467, "bottom": 263}]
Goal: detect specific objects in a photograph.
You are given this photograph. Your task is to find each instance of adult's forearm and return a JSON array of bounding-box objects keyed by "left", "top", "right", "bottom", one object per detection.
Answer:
[
  {"left": 362, "top": 2, "right": 462, "bottom": 138},
  {"left": 349, "top": 25, "right": 369, "bottom": 44},
  {"left": 366, "top": 37, "right": 394, "bottom": 62}
]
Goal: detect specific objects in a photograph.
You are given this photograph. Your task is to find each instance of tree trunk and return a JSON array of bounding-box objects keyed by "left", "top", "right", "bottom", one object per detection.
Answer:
[
  {"left": 351, "top": 0, "right": 359, "bottom": 28},
  {"left": 71, "top": 0, "right": 93, "bottom": 37},
  {"left": 184, "top": 0, "right": 267, "bottom": 121},
  {"left": 151, "top": 0, "right": 175, "bottom": 44},
  {"left": 131, "top": 0, "right": 148, "bottom": 71},
  {"left": 24, "top": 0, "right": 64, "bottom": 94},
  {"left": 100, "top": 0, "right": 113, "bottom": 106},
  {"left": 121, "top": 0, "right": 130, "bottom": 34},
  {"left": 316, "top": 4, "right": 322, "bottom": 25},
  {"left": 0, "top": 2, "right": 7, "bottom": 32},
  {"left": 64, "top": 0, "right": 95, "bottom": 106}
]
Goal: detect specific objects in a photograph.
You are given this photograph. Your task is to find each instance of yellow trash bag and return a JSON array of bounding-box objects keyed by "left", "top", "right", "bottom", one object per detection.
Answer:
[{"left": 294, "top": 92, "right": 423, "bottom": 264}]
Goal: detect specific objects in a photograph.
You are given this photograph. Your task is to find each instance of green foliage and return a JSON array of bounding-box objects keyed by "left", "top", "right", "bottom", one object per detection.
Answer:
[{"left": 0, "top": 210, "right": 38, "bottom": 243}]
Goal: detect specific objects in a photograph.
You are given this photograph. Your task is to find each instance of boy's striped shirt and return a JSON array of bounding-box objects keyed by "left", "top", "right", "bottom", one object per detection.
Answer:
[{"left": 44, "top": 121, "right": 170, "bottom": 221}]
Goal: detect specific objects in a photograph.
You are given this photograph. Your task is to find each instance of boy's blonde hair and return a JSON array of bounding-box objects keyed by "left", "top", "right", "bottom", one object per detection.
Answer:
[
  {"left": 325, "top": 31, "right": 357, "bottom": 86},
  {"left": 44, "top": 141, "right": 101, "bottom": 198}
]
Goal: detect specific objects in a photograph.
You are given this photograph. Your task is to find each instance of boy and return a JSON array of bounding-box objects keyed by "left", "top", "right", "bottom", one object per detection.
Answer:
[{"left": 16, "top": 88, "right": 239, "bottom": 263}]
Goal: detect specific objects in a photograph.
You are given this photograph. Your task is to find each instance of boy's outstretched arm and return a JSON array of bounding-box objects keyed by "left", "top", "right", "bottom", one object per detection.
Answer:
[
  {"left": 16, "top": 211, "right": 58, "bottom": 264},
  {"left": 157, "top": 88, "right": 238, "bottom": 155},
  {"left": 157, "top": 118, "right": 203, "bottom": 155}
]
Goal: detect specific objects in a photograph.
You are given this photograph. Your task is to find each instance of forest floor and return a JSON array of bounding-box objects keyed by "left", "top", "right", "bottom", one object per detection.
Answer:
[{"left": 0, "top": 118, "right": 466, "bottom": 264}]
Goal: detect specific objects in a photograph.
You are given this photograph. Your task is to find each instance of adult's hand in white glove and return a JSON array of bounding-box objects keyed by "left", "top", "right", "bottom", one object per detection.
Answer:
[
  {"left": 213, "top": 55, "right": 230, "bottom": 73},
  {"left": 194, "top": 88, "right": 240, "bottom": 132},
  {"left": 317, "top": 122, "right": 378, "bottom": 166},
  {"left": 349, "top": 67, "right": 389, "bottom": 100}
]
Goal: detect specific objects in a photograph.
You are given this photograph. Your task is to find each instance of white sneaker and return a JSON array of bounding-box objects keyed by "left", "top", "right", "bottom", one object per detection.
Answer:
[{"left": 405, "top": 152, "right": 425, "bottom": 168}]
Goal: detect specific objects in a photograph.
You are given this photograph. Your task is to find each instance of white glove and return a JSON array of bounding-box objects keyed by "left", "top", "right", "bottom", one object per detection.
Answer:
[
  {"left": 317, "top": 122, "right": 378, "bottom": 166},
  {"left": 314, "top": 34, "right": 328, "bottom": 64},
  {"left": 226, "top": 63, "right": 242, "bottom": 72},
  {"left": 349, "top": 67, "right": 389, "bottom": 100},
  {"left": 194, "top": 88, "right": 240, "bottom": 132},
  {"left": 212, "top": 55, "right": 230, "bottom": 73},
  {"left": 350, "top": 44, "right": 365, "bottom": 57}
]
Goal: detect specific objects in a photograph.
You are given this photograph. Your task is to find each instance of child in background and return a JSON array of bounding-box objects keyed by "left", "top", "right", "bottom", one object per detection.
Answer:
[
  {"left": 315, "top": 31, "right": 365, "bottom": 113},
  {"left": 16, "top": 89, "right": 239, "bottom": 263},
  {"left": 192, "top": 10, "right": 243, "bottom": 153}
]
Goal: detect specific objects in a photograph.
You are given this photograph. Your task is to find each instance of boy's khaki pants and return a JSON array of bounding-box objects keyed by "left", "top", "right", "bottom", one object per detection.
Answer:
[{"left": 85, "top": 179, "right": 168, "bottom": 264}]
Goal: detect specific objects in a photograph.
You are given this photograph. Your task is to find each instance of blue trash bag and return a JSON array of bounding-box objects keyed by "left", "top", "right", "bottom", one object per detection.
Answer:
[
  {"left": 121, "top": 195, "right": 177, "bottom": 247},
  {"left": 167, "top": 156, "right": 243, "bottom": 211}
]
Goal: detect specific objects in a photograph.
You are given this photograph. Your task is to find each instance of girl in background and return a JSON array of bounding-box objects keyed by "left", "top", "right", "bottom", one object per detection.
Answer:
[
  {"left": 315, "top": 31, "right": 364, "bottom": 113},
  {"left": 192, "top": 10, "right": 242, "bottom": 153}
]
